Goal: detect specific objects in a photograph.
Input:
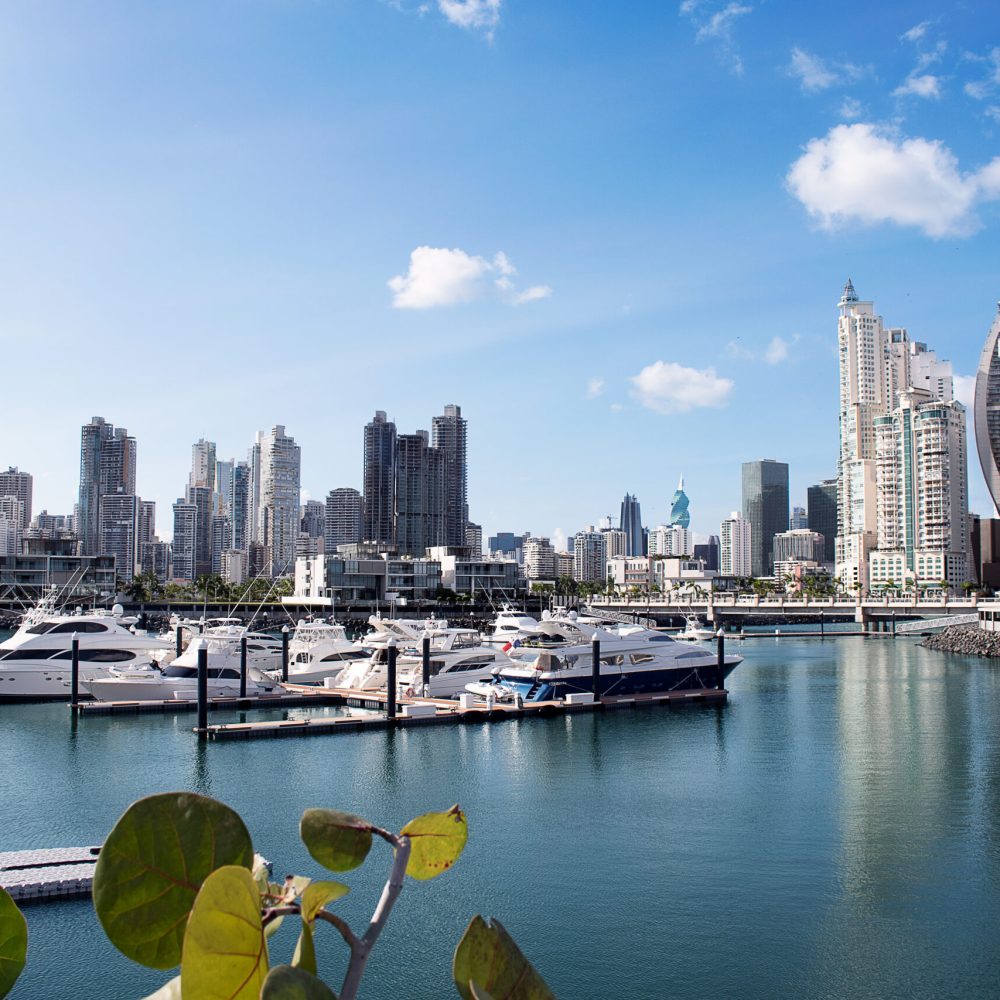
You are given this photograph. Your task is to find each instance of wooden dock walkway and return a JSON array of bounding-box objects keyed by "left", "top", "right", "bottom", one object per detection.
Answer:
[{"left": 0, "top": 846, "right": 101, "bottom": 902}]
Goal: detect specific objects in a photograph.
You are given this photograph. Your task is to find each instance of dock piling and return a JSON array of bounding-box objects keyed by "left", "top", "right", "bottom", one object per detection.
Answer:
[
  {"left": 386, "top": 641, "right": 397, "bottom": 720},
  {"left": 716, "top": 628, "right": 725, "bottom": 690},
  {"left": 70, "top": 635, "right": 80, "bottom": 712},
  {"left": 421, "top": 635, "right": 430, "bottom": 694},
  {"left": 175, "top": 625, "right": 182, "bottom": 660},
  {"left": 239, "top": 636, "right": 247, "bottom": 699},
  {"left": 591, "top": 637, "right": 601, "bottom": 701},
  {"left": 197, "top": 646, "right": 208, "bottom": 737},
  {"left": 281, "top": 625, "right": 289, "bottom": 683}
]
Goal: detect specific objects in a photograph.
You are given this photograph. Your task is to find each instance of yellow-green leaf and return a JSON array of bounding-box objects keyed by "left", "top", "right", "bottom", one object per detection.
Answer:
[
  {"left": 261, "top": 965, "right": 338, "bottom": 999},
  {"left": 300, "top": 881, "right": 350, "bottom": 923},
  {"left": 181, "top": 866, "right": 269, "bottom": 999},
  {"left": 401, "top": 805, "right": 467, "bottom": 881},
  {"left": 453, "top": 916, "right": 555, "bottom": 1000},
  {"left": 292, "top": 922, "right": 317, "bottom": 975},
  {"left": 0, "top": 887, "right": 27, "bottom": 999},
  {"left": 94, "top": 792, "right": 253, "bottom": 969},
  {"left": 300, "top": 810, "right": 372, "bottom": 873}
]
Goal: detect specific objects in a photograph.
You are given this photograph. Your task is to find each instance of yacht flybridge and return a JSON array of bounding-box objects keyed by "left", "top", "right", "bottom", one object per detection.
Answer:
[
  {"left": 275, "top": 619, "right": 367, "bottom": 685},
  {"left": 0, "top": 604, "right": 174, "bottom": 701}
]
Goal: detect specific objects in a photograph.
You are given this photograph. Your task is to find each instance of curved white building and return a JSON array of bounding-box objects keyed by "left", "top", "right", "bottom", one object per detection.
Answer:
[{"left": 974, "top": 305, "right": 1000, "bottom": 516}]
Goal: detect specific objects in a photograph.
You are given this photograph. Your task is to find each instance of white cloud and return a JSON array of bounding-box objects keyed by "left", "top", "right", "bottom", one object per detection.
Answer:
[
  {"left": 388, "top": 246, "right": 551, "bottom": 309},
  {"left": 893, "top": 73, "right": 942, "bottom": 99},
  {"left": 630, "top": 361, "right": 734, "bottom": 415},
  {"left": 551, "top": 528, "right": 567, "bottom": 552},
  {"left": 954, "top": 373, "right": 976, "bottom": 409},
  {"left": 764, "top": 334, "right": 798, "bottom": 364},
  {"left": 839, "top": 96, "right": 864, "bottom": 119},
  {"left": 438, "top": 0, "right": 500, "bottom": 36},
  {"left": 902, "top": 21, "right": 932, "bottom": 43},
  {"left": 789, "top": 48, "right": 838, "bottom": 92},
  {"left": 786, "top": 123, "right": 1000, "bottom": 238},
  {"left": 680, "top": 1, "right": 752, "bottom": 76},
  {"left": 963, "top": 48, "right": 1000, "bottom": 103},
  {"left": 586, "top": 377, "right": 605, "bottom": 399}
]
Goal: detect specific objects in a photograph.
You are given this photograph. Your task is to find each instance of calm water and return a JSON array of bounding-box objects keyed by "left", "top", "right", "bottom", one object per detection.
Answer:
[{"left": 2, "top": 633, "right": 1000, "bottom": 999}]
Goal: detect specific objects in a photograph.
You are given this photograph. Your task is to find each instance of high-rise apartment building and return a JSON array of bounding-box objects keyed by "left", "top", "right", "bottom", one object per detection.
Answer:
[
  {"left": 325, "top": 488, "right": 363, "bottom": 552},
  {"left": 300, "top": 501, "right": 325, "bottom": 539},
  {"left": 488, "top": 532, "right": 527, "bottom": 564},
  {"left": 78, "top": 417, "right": 136, "bottom": 557},
  {"left": 807, "top": 480, "right": 837, "bottom": 564},
  {"left": 524, "top": 537, "right": 556, "bottom": 581},
  {"left": 394, "top": 431, "right": 445, "bottom": 557},
  {"left": 215, "top": 460, "right": 234, "bottom": 513},
  {"left": 258, "top": 425, "right": 301, "bottom": 576},
  {"left": 99, "top": 493, "right": 139, "bottom": 582},
  {"left": 693, "top": 535, "right": 720, "bottom": 571},
  {"left": 190, "top": 439, "right": 217, "bottom": 490},
  {"left": 138, "top": 500, "right": 156, "bottom": 551},
  {"left": 231, "top": 462, "right": 250, "bottom": 552},
  {"left": 790, "top": 506, "right": 808, "bottom": 530},
  {"left": 974, "top": 304, "right": 1000, "bottom": 517},
  {"left": 573, "top": 527, "right": 608, "bottom": 583},
  {"left": 465, "top": 522, "right": 483, "bottom": 556},
  {"left": 185, "top": 484, "right": 214, "bottom": 580},
  {"left": 171, "top": 500, "right": 197, "bottom": 582},
  {"left": 773, "top": 529, "right": 826, "bottom": 565},
  {"left": 619, "top": 494, "right": 644, "bottom": 557},
  {"left": 601, "top": 528, "right": 629, "bottom": 559},
  {"left": 720, "top": 512, "right": 752, "bottom": 577},
  {"left": 870, "top": 390, "right": 969, "bottom": 588},
  {"left": 0, "top": 468, "right": 32, "bottom": 531},
  {"left": 742, "top": 459, "right": 788, "bottom": 577},
  {"left": 648, "top": 525, "right": 689, "bottom": 556},
  {"left": 431, "top": 404, "right": 468, "bottom": 548},
  {"left": 363, "top": 412, "right": 396, "bottom": 545}
]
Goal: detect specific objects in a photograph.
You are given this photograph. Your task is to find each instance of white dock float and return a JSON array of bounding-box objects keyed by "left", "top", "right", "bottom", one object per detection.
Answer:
[{"left": 0, "top": 846, "right": 101, "bottom": 902}]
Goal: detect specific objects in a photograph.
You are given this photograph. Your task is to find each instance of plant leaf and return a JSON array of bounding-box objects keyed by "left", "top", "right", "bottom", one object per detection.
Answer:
[
  {"left": 94, "top": 791, "right": 253, "bottom": 969},
  {"left": 300, "top": 881, "right": 350, "bottom": 923},
  {"left": 401, "top": 805, "right": 467, "bottom": 881},
  {"left": 181, "top": 866, "right": 268, "bottom": 999},
  {"left": 292, "top": 922, "right": 317, "bottom": 975},
  {"left": 144, "top": 976, "right": 182, "bottom": 999},
  {"left": 453, "top": 917, "right": 555, "bottom": 1000},
  {"left": 264, "top": 915, "right": 285, "bottom": 939},
  {"left": 0, "top": 887, "right": 27, "bottom": 999},
  {"left": 261, "top": 965, "right": 338, "bottom": 999},
  {"left": 300, "top": 810, "right": 372, "bottom": 873}
]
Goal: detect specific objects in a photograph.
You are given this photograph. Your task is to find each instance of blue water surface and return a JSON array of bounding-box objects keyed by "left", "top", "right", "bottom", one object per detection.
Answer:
[{"left": 1, "top": 634, "right": 999, "bottom": 999}]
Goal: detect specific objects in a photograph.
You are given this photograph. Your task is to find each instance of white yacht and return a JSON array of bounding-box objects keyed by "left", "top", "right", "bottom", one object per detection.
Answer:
[
  {"left": 83, "top": 659, "right": 277, "bottom": 702},
  {"left": 469, "top": 619, "right": 741, "bottom": 703},
  {"left": 359, "top": 615, "right": 450, "bottom": 652},
  {"left": 675, "top": 615, "right": 715, "bottom": 642},
  {"left": 0, "top": 605, "right": 174, "bottom": 701},
  {"left": 481, "top": 606, "right": 542, "bottom": 646},
  {"left": 336, "top": 627, "right": 515, "bottom": 698},
  {"left": 278, "top": 620, "right": 367, "bottom": 685}
]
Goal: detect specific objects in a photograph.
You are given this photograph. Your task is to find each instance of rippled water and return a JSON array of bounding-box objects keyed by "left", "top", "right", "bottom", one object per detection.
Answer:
[{"left": 2, "top": 633, "right": 999, "bottom": 999}]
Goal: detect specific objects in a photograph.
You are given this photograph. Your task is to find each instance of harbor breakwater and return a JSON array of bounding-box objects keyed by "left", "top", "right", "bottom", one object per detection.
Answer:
[{"left": 921, "top": 623, "right": 1000, "bottom": 657}]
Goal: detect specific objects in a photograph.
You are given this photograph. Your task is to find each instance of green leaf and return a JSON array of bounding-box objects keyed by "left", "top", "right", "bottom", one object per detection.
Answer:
[
  {"left": 261, "top": 965, "right": 338, "bottom": 999},
  {"left": 144, "top": 976, "right": 182, "bottom": 999},
  {"left": 94, "top": 791, "right": 254, "bottom": 969},
  {"left": 300, "top": 881, "right": 350, "bottom": 923},
  {"left": 264, "top": 915, "right": 285, "bottom": 940},
  {"left": 453, "top": 917, "right": 555, "bottom": 1000},
  {"left": 292, "top": 922, "right": 317, "bottom": 975},
  {"left": 181, "top": 866, "right": 268, "bottom": 999},
  {"left": 300, "top": 810, "right": 372, "bottom": 873},
  {"left": 401, "top": 805, "right": 468, "bottom": 881},
  {"left": 0, "top": 887, "right": 27, "bottom": 999}
]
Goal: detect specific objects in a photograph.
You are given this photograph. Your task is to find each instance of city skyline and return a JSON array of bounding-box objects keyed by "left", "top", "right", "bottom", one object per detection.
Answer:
[{"left": 2, "top": 3, "right": 999, "bottom": 542}]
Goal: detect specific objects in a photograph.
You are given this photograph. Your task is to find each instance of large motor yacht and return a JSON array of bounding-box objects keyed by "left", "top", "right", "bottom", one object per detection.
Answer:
[
  {"left": 469, "top": 619, "right": 741, "bottom": 703},
  {"left": 277, "top": 620, "right": 367, "bottom": 685},
  {"left": 0, "top": 604, "right": 174, "bottom": 701},
  {"left": 336, "top": 626, "right": 515, "bottom": 698}
]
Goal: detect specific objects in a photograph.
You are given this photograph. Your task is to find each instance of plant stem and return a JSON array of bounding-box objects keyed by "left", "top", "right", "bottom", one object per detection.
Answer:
[
  {"left": 339, "top": 834, "right": 412, "bottom": 1000},
  {"left": 315, "top": 910, "right": 360, "bottom": 951}
]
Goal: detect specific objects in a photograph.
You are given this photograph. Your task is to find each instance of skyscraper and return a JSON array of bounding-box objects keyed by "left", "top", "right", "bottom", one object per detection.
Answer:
[
  {"left": 394, "top": 431, "right": 445, "bottom": 557},
  {"left": 574, "top": 527, "right": 608, "bottom": 583},
  {"left": 171, "top": 499, "right": 197, "bottom": 582},
  {"left": 99, "top": 493, "right": 139, "bottom": 582},
  {"left": 0, "top": 468, "right": 32, "bottom": 531},
  {"left": 363, "top": 411, "right": 396, "bottom": 545},
  {"left": 431, "top": 404, "right": 468, "bottom": 548},
  {"left": 619, "top": 493, "right": 643, "bottom": 557},
  {"left": 190, "top": 439, "right": 217, "bottom": 490},
  {"left": 669, "top": 477, "right": 690, "bottom": 529},
  {"left": 693, "top": 535, "right": 720, "bottom": 571},
  {"left": 720, "top": 513, "right": 752, "bottom": 577},
  {"left": 78, "top": 417, "right": 136, "bottom": 556},
  {"left": 807, "top": 480, "right": 837, "bottom": 564},
  {"left": 258, "top": 425, "right": 301, "bottom": 576},
  {"left": 300, "top": 501, "right": 325, "bottom": 539},
  {"left": 790, "top": 506, "right": 808, "bottom": 530},
  {"left": 975, "top": 304, "right": 1000, "bottom": 517},
  {"left": 231, "top": 462, "right": 250, "bottom": 552},
  {"left": 325, "top": 488, "right": 363, "bottom": 552},
  {"left": 742, "top": 459, "right": 789, "bottom": 577}
]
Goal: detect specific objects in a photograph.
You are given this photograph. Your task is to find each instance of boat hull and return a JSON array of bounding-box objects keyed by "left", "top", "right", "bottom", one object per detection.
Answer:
[{"left": 0, "top": 664, "right": 111, "bottom": 701}]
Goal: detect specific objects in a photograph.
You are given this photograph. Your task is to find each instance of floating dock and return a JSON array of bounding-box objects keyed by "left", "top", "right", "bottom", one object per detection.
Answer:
[
  {"left": 0, "top": 846, "right": 101, "bottom": 902},
  {"left": 75, "top": 687, "right": 344, "bottom": 715}
]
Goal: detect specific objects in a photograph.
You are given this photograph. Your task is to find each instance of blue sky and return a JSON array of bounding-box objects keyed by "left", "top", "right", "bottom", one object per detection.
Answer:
[{"left": 2, "top": 0, "right": 999, "bottom": 546}]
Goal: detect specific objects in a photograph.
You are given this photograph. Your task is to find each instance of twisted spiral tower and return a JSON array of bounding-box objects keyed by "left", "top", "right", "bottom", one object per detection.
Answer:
[{"left": 669, "top": 476, "right": 690, "bottom": 529}]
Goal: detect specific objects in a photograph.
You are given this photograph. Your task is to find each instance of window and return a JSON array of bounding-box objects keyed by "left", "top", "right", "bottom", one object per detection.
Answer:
[
  {"left": 629, "top": 654, "right": 655, "bottom": 664},
  {"left": 51, "top": 621, "right": 108, "bottom": 634},
  {"left": 0, "top": 649, "right": 62, "bottom": 660},
  {"left": 25, "top": 623, "right": 56, "bottom": 635},
  {"left": 600, "top": 655, "right": 624, "bottom": 666},
  {"left": 53, "top": 649, "right": 136, "bottom": 663}
]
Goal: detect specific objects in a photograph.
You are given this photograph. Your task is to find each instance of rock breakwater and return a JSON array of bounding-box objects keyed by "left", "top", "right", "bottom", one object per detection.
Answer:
[{"left": 921, "top": 623, "right": 1000, "bottom": 657}]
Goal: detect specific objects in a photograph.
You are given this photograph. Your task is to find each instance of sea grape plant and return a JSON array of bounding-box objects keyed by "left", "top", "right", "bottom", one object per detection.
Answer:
[{"left": 0, "top": 791, "right": 555, "bottom": 999}]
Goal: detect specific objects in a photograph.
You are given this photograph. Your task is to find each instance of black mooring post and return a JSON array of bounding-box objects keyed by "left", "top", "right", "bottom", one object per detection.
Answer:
[
  {"left": 591, "top": 636, "right": 601, "bottom": 701},
  {"left": 281, "top": 625, "right": 289, "bottom": 683},
  {"left": 820, "top": 613, "right": 825, "bottom": 638},
  {"left": 239, "top": 636, "right": 248, "bottom": 699},
  {"left": 892, "top": 610, "right": 897, "bottom": 637},
  {"left": 716, "top": 628, "right": 725, "bottom": 690},
  {"left": 421, "top": 635, "right": 431, "bottom": 692},
  {"left": 197, "top": 645, "right": 209, "bottom": 737},
  {"left": 70, "top": 635, "right": 80, "bottom": 712},
  {"left": 387, "top": 642, "right": 397, "bottom": 719},
  {"left": 175, "top": 625, "right": 183, "bottom": 660}
]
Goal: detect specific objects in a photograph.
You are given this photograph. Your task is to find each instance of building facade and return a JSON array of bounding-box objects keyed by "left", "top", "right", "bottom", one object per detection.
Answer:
[
  {"left": 524, "top": 537, "right": 555, "bottom": 581},
  {"left": 742, "top": 459, "right": 788, "bottom": 577},
  {"left": 0, "top": 468, "right": 32, "bottom": 531},
  {"left": 78, "top": 417, "right": 136, "bottom": 557},
  {"left": 772, "top": 529, "right": 827, "bottom": 566},
  {"left": 325, "top": 488, "right": 363, "bottom": 552},
  {"left": 574, "top": 527, "right": 608, "bottom": 583},
  {"left": 974, "top": 304, "right": 1000, "bottom": 517},
  {"left": 720, "top": 512, "right": 752, "bottom": 577},
  {"left": 363, "top": 411, "right": 396, "bottom": 545},
  {"left": 394, "top": 431, "right": 445, "bottom": 557},
  {"left": 431, "top": 404, "right": 468, "bottom": 548},
  {"left": 258, "top": 425, "right": 301, "bottom": 576},
  {"left": 807, "top": 480, "right": 837, "bottom": 564},
  {"left": 619, "top": 494, "right": 644, "bottom": 557}
]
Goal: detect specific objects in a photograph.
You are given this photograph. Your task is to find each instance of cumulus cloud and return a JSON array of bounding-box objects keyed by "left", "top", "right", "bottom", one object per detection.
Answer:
[
  {"left": 438, "top": 0, "right": 500, "bottom": 36},
  {"left": 788, "top": 48, "right": 864, "bottom": 93},
  {"left": 586, "top": 377, "right": 605, "bottom": 399},
  {"left": 630, "top": 361, "right": 734, "bottom": 415},
  {"left": 389, "top": 247, "right": 551, "bottom": 309},
  {"left": 893, "top": 73, "right": 942, "bottom": 99},
  {"left": 902, "top": 21, "right": 932, "bottom": 43},
  {"left": 680, "top": 1, "right": 752, "bottom": 76},
  {"left": 786, "top": 123, "right": 1000, "bottom": 238}
]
